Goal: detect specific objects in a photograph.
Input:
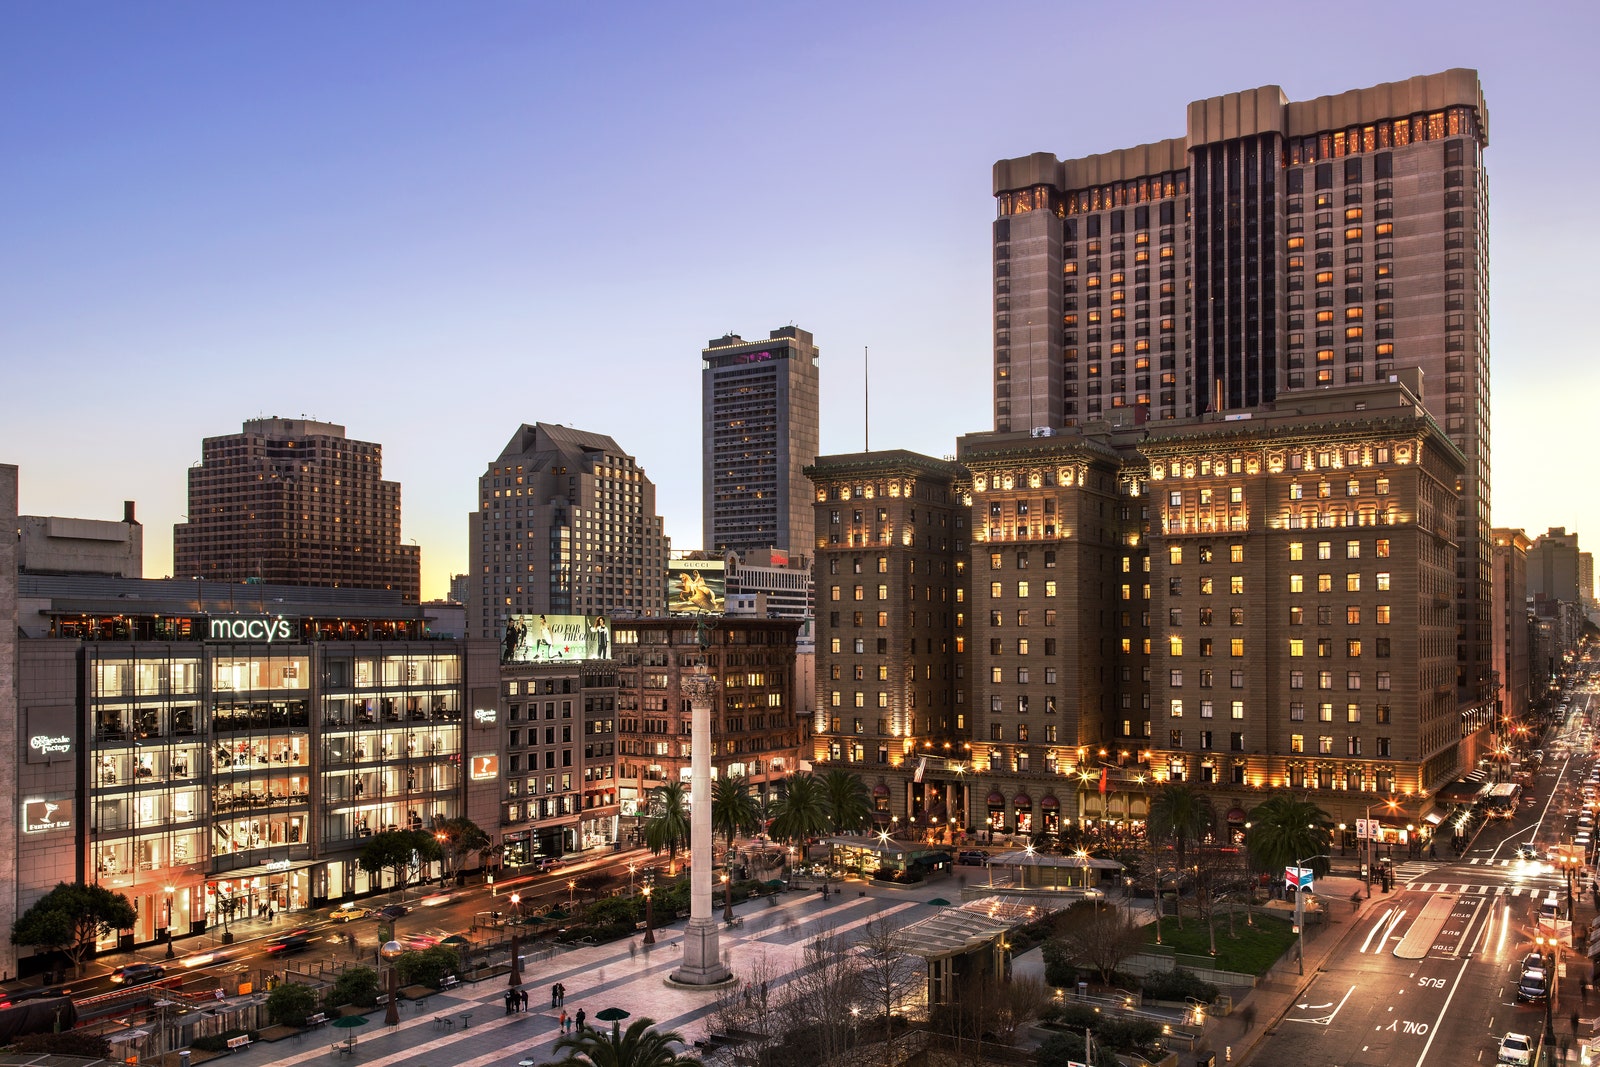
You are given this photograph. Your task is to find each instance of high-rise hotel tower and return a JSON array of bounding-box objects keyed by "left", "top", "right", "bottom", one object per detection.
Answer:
[{"left": 991, "top": 68, "right": 1492, "bottom": 712}]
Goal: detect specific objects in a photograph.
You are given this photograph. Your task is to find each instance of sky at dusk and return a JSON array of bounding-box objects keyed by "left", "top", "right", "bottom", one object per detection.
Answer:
[{"left": 3, "top": 1, "right": 1596, "bottom": 600}]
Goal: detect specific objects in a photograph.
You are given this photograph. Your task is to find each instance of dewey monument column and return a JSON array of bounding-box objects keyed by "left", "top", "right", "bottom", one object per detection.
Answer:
[{"left": 671, "top": 662, "right": 730, "bottom": 985}]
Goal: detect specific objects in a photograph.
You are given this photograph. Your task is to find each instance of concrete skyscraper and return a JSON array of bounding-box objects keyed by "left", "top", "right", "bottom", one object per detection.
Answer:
[
  {"left": 467, "top": 423, "right": 669, "bottom": 641},
  {"left": 173, "top": 418, "right": 420, "bottom": 602},
  {"left": 702, "top": 327, "right": 819, "bottom": 556},
  {"left": 991, "top": 67, "right": 1493, "bottom": 715}
]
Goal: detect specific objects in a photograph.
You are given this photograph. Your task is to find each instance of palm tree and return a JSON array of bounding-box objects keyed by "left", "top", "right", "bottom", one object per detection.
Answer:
[
  {"left": 1146, "top": 782, "right": 1216, "bottom": 929},
  {"left": 769, "top": 772, "right": 831, "bottom": 862},
  {"left": 644, "top": 781, "right": 690, "bottom": 873},
  {"left": 547, "top": 1016, "right": 699, "bottom": 1067},
  {"left": 712, "top": 774, "right": 760, "bottom": 854},
  {"left": 1244, "top": 795, "right": 1335, "bottom": 889},
  {"left": 820, "top": 768, "right": 873, "bottom": 835},
  {"left": 1146, "top": 782, "right": 1216, "bottom": 868}
]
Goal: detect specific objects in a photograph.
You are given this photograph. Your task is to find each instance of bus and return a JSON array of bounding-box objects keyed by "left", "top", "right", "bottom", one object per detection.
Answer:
[{"left": 1485, "top": 782, "right": 1523, "bottom": 818}]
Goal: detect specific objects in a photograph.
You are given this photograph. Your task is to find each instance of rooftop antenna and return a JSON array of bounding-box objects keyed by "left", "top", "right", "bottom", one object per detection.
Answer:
[{"left": 864, "top": 346, "right": 870, "bottom": 452}]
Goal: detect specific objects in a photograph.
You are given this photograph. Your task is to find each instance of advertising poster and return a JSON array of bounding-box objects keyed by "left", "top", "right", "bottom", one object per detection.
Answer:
[
  {"left": 668, "top": 559, "right": 725, "bottom": 614},
  {"left": 502, "top": 613, "right": 610, "bottom": 664}
]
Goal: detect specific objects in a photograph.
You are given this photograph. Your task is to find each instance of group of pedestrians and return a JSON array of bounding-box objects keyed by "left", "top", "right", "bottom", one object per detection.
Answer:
[{"left": 504, "top": 988, "right": 529, "bottom": 1014}]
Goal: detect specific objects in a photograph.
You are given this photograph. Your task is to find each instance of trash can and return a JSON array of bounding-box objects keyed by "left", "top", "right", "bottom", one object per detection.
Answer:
[
  {"left": 1077, "top": 980, "right": 1088, "bottom": 999},
  {"left": 1195, "top": 1053, "right": 1216, "bottom": 1067}
]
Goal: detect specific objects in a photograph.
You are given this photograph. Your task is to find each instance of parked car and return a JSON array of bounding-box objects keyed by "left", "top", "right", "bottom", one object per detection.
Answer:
[
  {"left": 958, "top": 850, "right": 988, "bottom": 866},
  {"left": 1516, "top": 967, "right": 1549, "bottom": 1002},
  {"left": 377, "top": 904, "right": 409, "bottom": 921},
  {"left": 109, "top": 963, "right": 165, "bottom": 985},
  {"left": 329, "top": 904, "right": 372, "bottom": 922},
  {"left": 1499, "top": 1032, "right": 1533, "bottom": 1065}
]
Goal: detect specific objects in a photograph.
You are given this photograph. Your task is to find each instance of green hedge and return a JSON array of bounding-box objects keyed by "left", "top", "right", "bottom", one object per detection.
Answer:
[{"left": 1137, "top": 967, "right": 1220, "bottom": 1004}]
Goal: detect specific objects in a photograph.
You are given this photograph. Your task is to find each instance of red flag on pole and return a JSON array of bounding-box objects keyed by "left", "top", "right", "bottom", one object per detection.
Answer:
[{"left": 1098, "top": 767, "right": 1108, "bottom": 795}]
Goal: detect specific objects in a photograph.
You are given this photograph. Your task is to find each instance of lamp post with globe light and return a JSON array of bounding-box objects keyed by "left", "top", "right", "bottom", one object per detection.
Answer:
[
  {"left": 642, "top": 879, "right": 656, "bottom": 946},
  {"left": 381, "top": 940, "right": 404, "bottom": 1026}
]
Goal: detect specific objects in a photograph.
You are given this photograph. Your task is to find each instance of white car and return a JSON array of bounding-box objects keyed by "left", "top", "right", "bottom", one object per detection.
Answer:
[{"left": 1498, "top": 1031, "right": 1532, "bottom": 1065}]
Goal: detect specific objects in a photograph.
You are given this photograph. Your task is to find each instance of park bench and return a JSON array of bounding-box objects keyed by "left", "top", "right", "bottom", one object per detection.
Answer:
[
  {"left": 305, "top": 1012, "right": 328, "bottom": 1028},
  {"left": 226, "top": 1035, "right": 253, "bottom": 1051},
  {"left": 439, "top": 975, "right": 460, "bottom": 990}
]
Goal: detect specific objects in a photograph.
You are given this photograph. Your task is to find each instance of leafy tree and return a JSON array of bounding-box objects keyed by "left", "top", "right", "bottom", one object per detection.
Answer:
[
  {"left": 11, "top": 882, "right": 137, "bottom": 976},
  {"left": 1244, "top": 795, "right": 1334, "bottom": 886},
  {"left": 549, "top": 1015, "right": 699, "bottom": 1066},
  {"left": 712, "top": 774, "right": 761, "bottom": 852},
  {"left": 357, "top": 830, "right": 442, "bottom": 900},
  {"left": 266, "top": 981, "right": 319, "bottom": 1027},
  {"left": 328, "top": 966, "right": 380, "bottom": 1008},
  {"left": 1146, "top": 782, "right": 1216, "bottom": 869},
  {"left": 820, "top": 769, "right": 872, "bottom": 836},
  {"left": 644, "top": 781, "right": 691, "bottom": 872},
  {"left": 432, "top": 816, "right": 492, "bottom": 879},
  {"left": 769, "top": 773, "right": 831, "bottom": 862},
  {"left": 574, "top": 872, "right": 612, "bottom": 903},
  {"left": 1043, "top": 900, "right": 1146, "bottom": 985},
  {"left": 394, "top": 945, "right": 461, "bottom": 989}
]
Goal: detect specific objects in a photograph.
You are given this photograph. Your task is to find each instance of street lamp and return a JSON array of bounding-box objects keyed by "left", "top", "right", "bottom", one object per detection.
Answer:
[
  {"left": 723, "top": 871, "right": 734, "bottom": 923},
  {"left": 381, "top": 939, "right": 404, "bottom": 1027},
  {"left": 508, "top": 896, "right": 522, "bottom": 992},
  {"left": 1363, "top": 798, "right": 1400, "bottom": 898},
  {"left": 1537, "top": 934, "right": 1557, "bottom": 1053},
  {"left": 628, "top": 862, "right": 637, "bottom": 895},
  {"left": 567, "top": 879, "right": 577, "bottom": 910},
  {"left": 642, "top": 881, "right": 656, "bottom": 946},
  {"left": 1293, "top": 852, "right": 1331, "bottom": 975}
]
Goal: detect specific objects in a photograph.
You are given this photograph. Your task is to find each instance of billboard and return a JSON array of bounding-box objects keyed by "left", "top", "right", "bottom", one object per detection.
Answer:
[
  {"left": 502, "top": 614, "right": 610, "bottom": 664},
  {"left": 668, "top": 559, "right": 725, "bottom": 614}
]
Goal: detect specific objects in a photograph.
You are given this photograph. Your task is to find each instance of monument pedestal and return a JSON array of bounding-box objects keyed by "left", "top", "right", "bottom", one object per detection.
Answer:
[{"left": 673, "top": 916, "right": 731, "bottom": 985}]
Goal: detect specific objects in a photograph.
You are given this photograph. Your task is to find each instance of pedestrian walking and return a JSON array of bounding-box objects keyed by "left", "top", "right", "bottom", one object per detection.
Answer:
[
  {"left": 575, "top": 1008, "right": 586, "bottom": 1031},
  {"left": 551, "top": 984, "right": 559, "bottom": 1009},
  {"left": 1573, "top": 1010, "right": 1581, "bottom": 1034},
  {"left": 557, "top": 982, "right": 566, "bottom": 1006},
  {"left": 560, "top": 1009, "right": 569, "bottom": 1033},
  {"left": 629, "top": 941, "right": 638, "bottom": 960},
  {"left": 505, "top": 990, "right": 515, "bottom": 1016},
  {"left": 520, "top": 989, "right": 529, "bottom": 1012}
]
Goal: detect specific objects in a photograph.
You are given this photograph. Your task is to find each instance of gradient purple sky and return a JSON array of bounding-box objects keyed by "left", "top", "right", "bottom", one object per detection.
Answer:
[{"left": 3, "top": 2, "right": 1595, "bottom": 599}]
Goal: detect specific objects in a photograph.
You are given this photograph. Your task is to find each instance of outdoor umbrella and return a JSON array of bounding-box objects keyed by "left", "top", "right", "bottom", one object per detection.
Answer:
[
  {"left": 926, "top": 898, "right": 953, "bottom": 907},
  {"left": 331, "top": 1014, "right": 368, "bottom": 1046},
  {"left": 595, "top": 1006, "right": 631, "bottom": 1037}
]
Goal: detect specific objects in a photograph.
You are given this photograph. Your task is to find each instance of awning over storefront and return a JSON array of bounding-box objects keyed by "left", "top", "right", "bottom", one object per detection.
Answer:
[
  {"left": 1435, "top": 777, "right": 1492, "bottom": 803},
  {"left": 1040, "top": 795, "right": 1060, "bottom": 810},
  {"left": 873, "top": 784, "right": 890, "bottom": 797},
  {"left": 987, "top": 791, "right": 1005, "bottom": 806},
  {"left": 209, "top": 859, "right": 317, "bottom": 881},
  {"left": 1013, "top": 793, "right": 1032, "bottom": 808},
  {"left": 1226, "top": 807, "right": 1248, "bottom": 823}
]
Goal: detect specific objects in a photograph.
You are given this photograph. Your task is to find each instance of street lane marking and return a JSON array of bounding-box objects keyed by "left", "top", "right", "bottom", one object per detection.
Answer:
[{"left": 1284, "top": 983, "right": 1354, "bottom": 1026}]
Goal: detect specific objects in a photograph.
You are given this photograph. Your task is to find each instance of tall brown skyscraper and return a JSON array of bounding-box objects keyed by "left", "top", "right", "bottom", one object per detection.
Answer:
[
  {"left": 991, "top": 67, "right": 1492, "bottom": 716},
  {"left": 173, "top": 418, "right": 420, "bottom": 602}
]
